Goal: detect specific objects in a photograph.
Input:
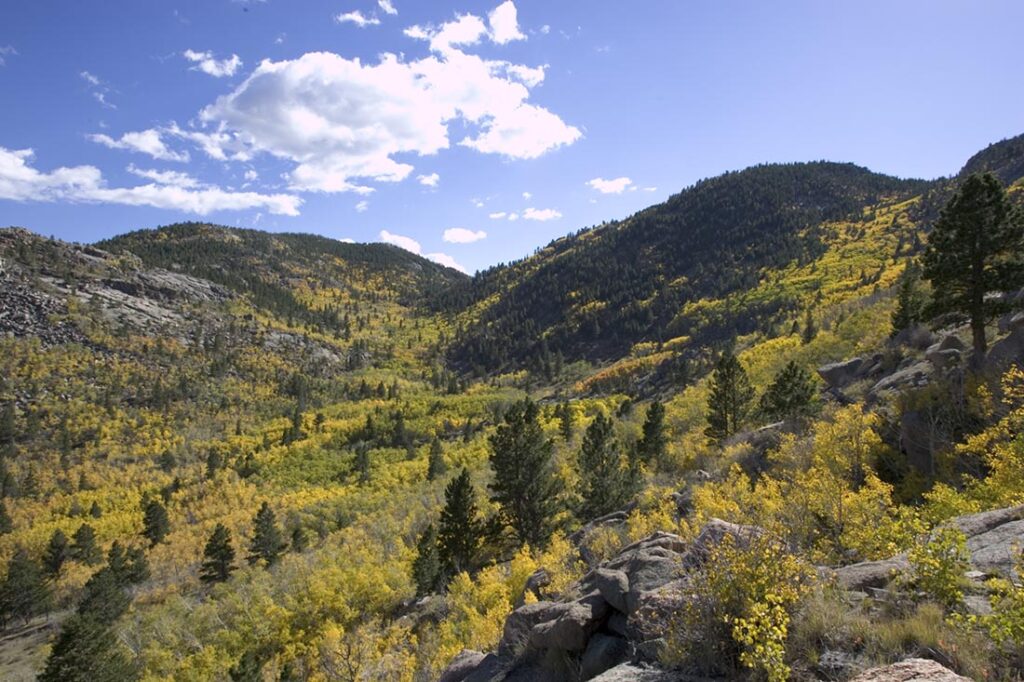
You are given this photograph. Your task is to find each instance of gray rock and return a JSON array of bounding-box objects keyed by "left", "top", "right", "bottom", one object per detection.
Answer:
[
  {"left": 832, "top": 556, "right": 909, "bottom": 590},
  {"left": 966, "top": 518, "right": 1024, "bottom": 577},
  {"left": 592, "top": 568, "right": 630, "bottom": 614},
  {"left": 870, "top": 361, "right": 933, "bottom": 396},
  {"left": 438, "top": 650, "right": 493, "bottom": 682},
  {"left": 951, "top": 504, "right": 1024, "bottom": 538},
  {"left": 986, "top": 327, "right": 1024, "bottom": 375},
  {"left": 926, "top": 348, "right": 961, "bottom": 371},
  {"left": 848, "top": 657, "right": 971, "bottom": 681},
  {"left": 963, "top": 594, "right": 993, "bottom": 617},
  {"left": 818, "top": 357, "right": 865, "bottom": 388},
  {"left": 587, "top": 662, "right": 693, "bottom": 681},
  {"left": 530, "top": 592, "right": 610, "bottom": 652},
  {"left": 515, "top": 568, "right": 551, "bottom": 607},
  {"left": 580, "top": 634, "right": 630, "bottom": 680},
  {"left": 499, "top": 600, "right": 564, "bottom": 658},
  {"left": 607, "top": 610, "right": 629, "bottom": 637}
]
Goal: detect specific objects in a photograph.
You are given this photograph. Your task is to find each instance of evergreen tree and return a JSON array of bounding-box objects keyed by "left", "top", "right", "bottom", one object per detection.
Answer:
[
  {"left": 124, "top": 546, "right": 150, "bottom": 585},
  {"left": 437, "top": 468, "right": 481, "bottom": 577},
  {"left": 200, "top": 523, "right": 236, "bottom": 583},
  {"left": 248, "top": 501, "right": 287, "bottom": 567},
  {"left": 411, "top": 523, "right": 441, "bottom": 596},
  {"left": 576, "top": 413, "right": 639, "bottom": 520},
  {"left": 290, "top": 526, "right": 309, "bottom": 553},
  {"left": 0, "top": 401, "right": 14, "bottom": 456},
  {"left": 89, "top": 501, "right": 102, "bottom": 519},
  {"left": 801, "top": 308, "right": 817, "bottom": 345},
  {"left": 71, "top": 523, "right": 101, "bottom": 565},
  {"left": 488, "top": 399, "right": 562, "bottom": 548},
  {"left": 705, "top": 349, "right": 755, "bottom": 443},
  {"left": 39, "top": 613, "right": 137, "bottom": 682},
  {"left": 142, "top": 498, "right": 170, "bottom": 547},
  {"left": 353, "top": 442, "right": 371, "bottom": 484},
  {"left": 759, "top": 361, "right": 816, "bottom": 422},
  {"left": 0, "top": 499, "right": 12, "bottom": 534},
  {"left": 426, "top": 436, "right": 446, "bottom": 481},
  {"left": 635, "top": 401, "right": 667, "bottom": 464},
  {"left": 77, "top": 566, "right": 130, "bottom": 621},
  {"left": 43, "top": 529, "right": 70, "bottom": 578},
  {"left": 205, "top": 450, "right": 223, "bottom": 479},
  {"left": 923, "top": 172, "right": 1024, "bottom": 356},
  {"left": 0, "top": 548, "right": 51, "bottom": 625},
  {"left": 890, "top": 262, "right": 925, "bottom": 336},
  {"left": 558, "top": 402, "right": 575, "bottom": 442}
]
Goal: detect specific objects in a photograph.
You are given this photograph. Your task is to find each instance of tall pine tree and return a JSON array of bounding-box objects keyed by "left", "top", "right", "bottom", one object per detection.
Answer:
[
  {"left": 705, "top": 349, "right": 754, "bottom": 443},
  {"left": 635, "top": 401, "right": 667, "bottom": 464},
  {"left": 437, "top": 468, "right": 481, "bottom": 578},
  {"left": 411, "top": 523, "right": 441, "bottom": 596},
  {"left": 923, "top": 172, "right": 1024, "bottom": 356},
  {"left": 141, "top": 498, "right": 170, "bottom": 547},
  {"left": 248, "top": 502, "right": 287, "bottom": 567},
  {"left": 890, "top": 261, "right": 925, "bottom": 337},
  {"left": 576, "top": 413, "right": 639, "bottom": 520},
  {"left": 200, "top": 523, "right": 236, "bottom": 583},
  {"left": 488, "top": 399, "right": 562, "bottom": 549},
  {"left": 759, "top": 361, "right": 816, "bottom": 422}
]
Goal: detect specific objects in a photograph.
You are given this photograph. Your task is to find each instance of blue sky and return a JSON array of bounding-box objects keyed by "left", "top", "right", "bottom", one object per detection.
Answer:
[{"left": 1, "top": 1, "right": 1023, "bottom": 274}]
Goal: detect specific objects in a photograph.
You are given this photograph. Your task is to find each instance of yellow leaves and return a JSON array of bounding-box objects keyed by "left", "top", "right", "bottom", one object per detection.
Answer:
[{"left": 436, "top": 568, "right": 511, "bottom": 666}]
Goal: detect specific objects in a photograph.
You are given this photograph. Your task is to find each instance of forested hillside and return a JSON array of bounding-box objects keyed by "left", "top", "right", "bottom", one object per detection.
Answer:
[{"left": 0, "top": 133, "right": 1023, "bottom": 681}]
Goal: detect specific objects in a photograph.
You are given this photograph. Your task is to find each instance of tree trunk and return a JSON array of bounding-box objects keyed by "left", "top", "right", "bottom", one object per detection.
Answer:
[{"left": 971, "top": 316, "right": 987, "bottom": 358}]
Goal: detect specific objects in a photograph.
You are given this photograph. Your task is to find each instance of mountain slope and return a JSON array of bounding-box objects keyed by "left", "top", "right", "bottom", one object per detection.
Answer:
[
  {"left": 440, "top": 162, "right": 930, "bottom": 374},
  {"left": 99, "top": 223, "right": 466, "bottom": 329}
]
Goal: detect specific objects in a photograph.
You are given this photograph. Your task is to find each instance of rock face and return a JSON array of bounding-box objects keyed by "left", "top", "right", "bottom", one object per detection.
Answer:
[
  {"left": 848, "top": 658, "right": 971, "bottom": 682},
  {"left": 440, "top": 520, "right": 758, "bottom": 682}
]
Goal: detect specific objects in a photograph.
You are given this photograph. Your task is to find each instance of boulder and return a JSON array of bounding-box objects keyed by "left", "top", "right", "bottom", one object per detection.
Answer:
[
  {"left": 591, "top": 568, "right": 630, "bottom": 613},
  {"left": 965, "top": 518, "right": 1024, "bottom": 577},
  {"left": 848, "top": 658, "right": 971, "bottom": 681},
  {"left": 986, "top": 327, "right": 1024, "bottom": 375},
  {"left": 870, "top": 361, "right": 932, "bottom": 396},
  {"left": 438, "top": 650, "right": 497, "bottom": 682},
  {"left": 925, "top": 348, "right": 961, "bottom": 372},
  {"left": 998, "top": 311, "right": 1024, "bottom": 334},
  {"left": 587, "top": 662, "right": 693, "bottom": 681},
  {"left": 580, "top": 634, "right": 630, "bottom": 680},
  {"left": 499, "top": 600, "right": 564, "bottom": 658},
  {"left": 530, "top": 592, "right": 610, "bottom": 652},
  {"left": 818, "top": 357, "right": 865, "bottom": 388},
  {"left": 515, "top": 568, "right": 551, "bottom": 607},
  {"left": 951, "top": 504, "right": 1024, "bottom": 538},
  {"left": 832, "top": 556, "right": 909, "bottom": 591}
]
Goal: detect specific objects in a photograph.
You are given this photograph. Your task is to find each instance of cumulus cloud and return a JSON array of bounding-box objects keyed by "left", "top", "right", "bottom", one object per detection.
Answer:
[
  {"left": 488, "top": 211, "right": 506, "bottom": 219},
  {"left": 339, "top": 237, "right": 356, "bottom": 243},
  {"left": 355, "top": 199, "right": 369, "bottom": 212},
  {"left": 0, "top": 45, "right": 18, "bottom": 67},
  {"left": 643, "top": 186, "right": 657, "bottom": 192},
  {"left": 522, "top": 191, "right": 531, "bottom": 199},
  {"left": 488, "top": 1, "right": 525, "bottom": 44},
  {"left": 586, "top": 176, "right": 633, "bottom": 194},
  {"left": 244, "top": 169, "right": 258, "bottom": 181},
  {"left": 89, "top": 129, "right": 190, "bottom": 162},
  {"left": 191, "top": 2, "right": 578, "bottom": 193},
  {"left": 443, "top": 227, "right": 486, "bottom": 243},
  {"left": 126, "top": 164, "right": 199, "bottom": 188},
  {"left": 417, "top": 172, "right": 440, "bottom": 187},
  {"left": 0, "top": 146, "right": 300, "bottom": 215},
  {"left": 378, "top": 0, "right": 397, "bottom": 15},
  {"left": 507, "top": 212, "right": 519, "bottom": 221},
  {"left": 336, "top": 10, "right": 380, "bottom": 27},
  {"left": 183, "top": 49, "right": 243, "bottom": 77},
  {"left": 522, "top": 207, "right": 561, "bottom": 221},
  {"left": 378, "top": 229, "right": 467, "bottom": 272}
]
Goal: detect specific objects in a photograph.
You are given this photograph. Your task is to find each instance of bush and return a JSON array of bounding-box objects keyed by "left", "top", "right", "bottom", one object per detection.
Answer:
[
  {"left": 661, "top": 533, "right": 813, "bottom": 682},
  {"left": 904, "top": 526, "right": 969, "bottom": 609}
]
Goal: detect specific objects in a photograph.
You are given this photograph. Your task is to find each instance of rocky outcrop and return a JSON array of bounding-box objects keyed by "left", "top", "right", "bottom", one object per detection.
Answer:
[
  {"left": 0, "top": 277, "right": 90, "bottom": 346},
  {"left": 440, "top": 520, "right": 759, "bottom": 682},
  {"left": 848, "top": 658, "right": 971, "bottom": 682}
]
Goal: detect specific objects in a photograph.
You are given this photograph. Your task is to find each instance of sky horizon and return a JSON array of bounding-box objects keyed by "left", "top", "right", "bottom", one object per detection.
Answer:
[{"left": 2, "top": 1, "right": 1023, "bottom": 273}]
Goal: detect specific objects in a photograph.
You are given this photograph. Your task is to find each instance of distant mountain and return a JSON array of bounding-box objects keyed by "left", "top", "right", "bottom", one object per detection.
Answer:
[
  {"left": 439, "top": 162, "right": 931, "bottom": 374},
  {"left": 98, "top": 223, "right": 466, "bottom": 328},
  {"left": 959, "top": 132, "right": 1024, "bottom": 186}
]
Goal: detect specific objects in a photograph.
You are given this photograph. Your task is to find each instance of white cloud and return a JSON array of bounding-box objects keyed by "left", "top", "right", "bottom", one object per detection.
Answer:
[
  {"left": 523, "top": 207, "right": 561, "bottom": 221},
  {"left": 183, "top": 49, "right": 242, "bottom": 77},
  {"left": 89, "top": 129, "right": 190, "bottom": 162},
  {"left": 0, "top": 146, "right": 301, "bottom": 216},
  {"left": 443, "top": 227, "right": 486, "bottom": 243},
  {"left": 643, "top": 186, "right": 657, "bottom": 192},
  {"left": 80, "top": 70, "right": 101, "bottom": 86},
  {"left": 507, "top": 212, "right": 519, "bottom": 221},
  {"left": 81, "top": 71, "right": 116, "bottom": 109},
  {"left": 586, "top": 176, "right": 634, "bottom": 194},
  {"left": 335, "top": 10, "right": 380, "bottom": 27},
  {"left": 0, "top": 46, "right": 16, "bottom": 67},
  {"left": 126, "top": 164, "right": 199, "bottom": 188},
  {"left": 471, "top": 198, "right": 485, "bottom": 208},
  {"left": 488, "top": 211, "right": 506, "bottom": 219},
  {"left": 522, "top": 191, "right": 531, "bottom": 199},
  {"left": 379, "top": 229, "right": 421, "bottom": 253},
  {"left": 339, "top": 237, "right": 356, "bottom": 243},
  {"left": 488, "top": 1, "right": 525, "bottom": 44},
  {"left": 539, "top": 25, "right": 550, "bottom": 35},
  {"left": 425, "top": 252, "right": 468, "bottom": 274},
  {"left": 244, "top": 169, "right": 258, "bottom": 181},
  {"left": 378, "top": 0, "right": 397, "bottom": 15},
  {"left": 417, "top": 172, "right": 440, "bottom": 187},
  {"left": 355, "top": 199, "right": 369, "bottom": 212},
  {"left": 190, "top": 4, "right": 577, "bottom": 193}
]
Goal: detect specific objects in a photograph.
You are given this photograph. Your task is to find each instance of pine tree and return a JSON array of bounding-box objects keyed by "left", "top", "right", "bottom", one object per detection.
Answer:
[
  {"left": 890, "top": 262, "right": 925, "bottom": 337},
  {"left": 0, "top": 401, "right": 14, "bottom": 456},
  {"left": 488, "top": 399, "right": 562, "bottom": 548},
  {"left": 635, "top": 401, "right": 667, "bottom": 464},
  {"left": 0, "top": 548, "right": 51, "bottom": 625},
  {"left": 558, "top": 402, "right": 575, "bottom": 442},
  {"left": 89, "top": 501, "right": 102, "bottom": 519},
  {"left": 801, "top": 308, "right": 817, "bottom": 345},
  {"left": 705, "top": 349, "right": 754, "bottom": 444},
  {"left": 142, "top": 498, "right": 170, "bottom": 547},
  {"left": 43, "top": 529, "right": 70, "bottom": 578},
  {"left": 0, "top": 499, "right": 12, "bottom": 534},
  {"left": 71, "top": 523, "right": 101, "bottom": 565},
  {"left": 200, "top": 523, "right": 236, "bottom": 583},
  {"left": 923, "top": 172, "right": 1024, "bottom": 356},
  {"left": 206, "top": 450, "right": 223, "bottom": 479},
  {"left": 124, "top": 546, "right": 150, "bottom": 585},
  {"left": 248, "top": 501, "right": 287, "bottom": 567},
  {"left": 411, "top": 523, "right": 441, "bottom": 596},
  {"left": 353, "top": 442, "right": 371, "bottom": 483},
  {"left": 78, "top": 566, "right": 130, "bottom": 622},
  {"left": 437, "top": 468, "right": 481, "bottom": 577},
  {"left": 576, "top": 413, "right": 639, "bottom": 520},
  {"left": 40, "top": 613, "right": 137, "bottom": 682},
  {"left": 290, "top": 526, "right": 309, "bottom": 553},
  {"left": 426, "top": 437, "right": 446, "bottom": 481},
  {"left": 759, "top": 361, "right": 816, "bottom": 422}
]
